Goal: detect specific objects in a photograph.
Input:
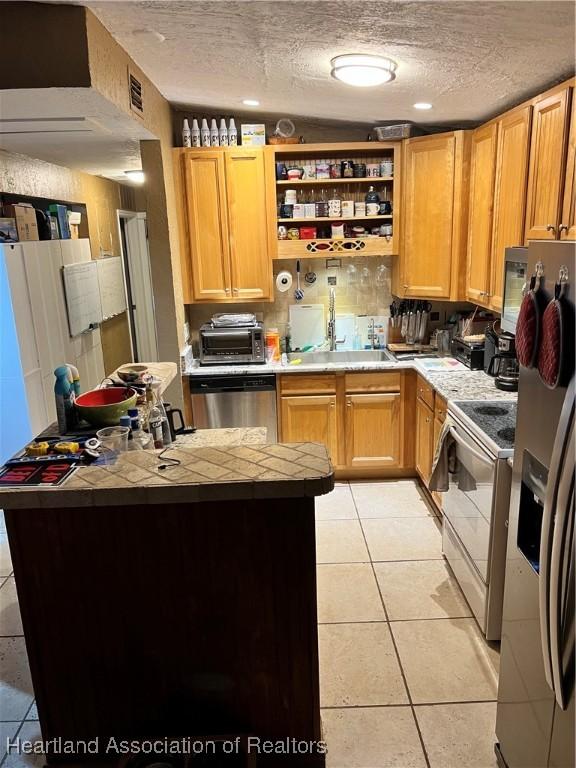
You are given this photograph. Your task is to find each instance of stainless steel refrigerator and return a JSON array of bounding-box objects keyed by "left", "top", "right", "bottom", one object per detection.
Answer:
[{"left": 496, "top": 240, "right": 575, "bottom": 768}]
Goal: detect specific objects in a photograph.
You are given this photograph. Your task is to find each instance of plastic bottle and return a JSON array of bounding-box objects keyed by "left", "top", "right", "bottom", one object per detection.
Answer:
[
  {"left": 128, "top": 408, "right": 149, "bottom": 450},
  {"left": 191, "top": 118, "right": 201, "bottom": 147},
  {"left": 149, "top": 403, "right": 164, "bottom": 449},
  {"left": 54, "top": 365, "right": 75, "bottom": 434},
  {"left": 228, "top": 118, "right": 238, "bottom": 146},
  {"left": 201, "top": 119, "right": 210, "bottom": 147},
  {"left": 182, "top": 118, "right": 191, "bottom": 147},
  {"left": 210, "top": 119, "right": 219, "bottom": 147},
  {"left": 219, "top": 118, "right": 228, "bottom": 146}
]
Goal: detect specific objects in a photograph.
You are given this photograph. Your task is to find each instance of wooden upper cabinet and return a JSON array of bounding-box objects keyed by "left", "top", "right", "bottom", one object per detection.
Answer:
[
  {"left": 525, "top": 88, "right": 571, "bottom": 240},
  {"left": 345, "top": 393, "right": 401, "bottom": 469},
  {"left": 224, "top": 149, "right": 272, "bottom": 300},
  {"left": 182, "top": 151, "right": 231, "bottom": 302},
  {"left": 466, "top": 123, "right": 499, "bottom": 304},
  {"left": 560, "top": 94, "right": 576, "bottom": 240},
  {"left": 400, "top": 132, "right": 469, "bottom": 300},
  {"left": 489, "top": 105, "right": 532, "bottom": 310},
  {"left": 175, "top": 147, "right": 273, "bottom": 303}
]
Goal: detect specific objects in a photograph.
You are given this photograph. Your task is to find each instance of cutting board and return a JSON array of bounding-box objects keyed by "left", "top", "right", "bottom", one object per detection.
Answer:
[{"left": 289, "top": 304, "right": 325, "bottom": 350}]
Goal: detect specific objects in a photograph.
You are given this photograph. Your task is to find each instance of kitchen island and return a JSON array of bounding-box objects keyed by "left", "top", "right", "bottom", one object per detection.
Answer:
[{"left": 0, "top": 439, "right": 333, "bottom": 767}]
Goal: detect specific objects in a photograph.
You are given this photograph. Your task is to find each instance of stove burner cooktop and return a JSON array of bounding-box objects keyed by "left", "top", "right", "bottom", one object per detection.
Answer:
[
  {"left": 475, "top": 405, "right": 509, "bottom": 417},
  {"left": 498, "top": 427, "right": 516, "bottom": 443},
  {"left": 453, "top": 400, "right": 517, "bottom": 452}
]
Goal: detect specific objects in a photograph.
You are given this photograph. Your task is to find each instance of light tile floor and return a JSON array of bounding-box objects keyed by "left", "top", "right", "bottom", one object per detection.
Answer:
[
  {"left": 316, "top": 480, "right": 500, "bottom": 768},
  {"left": 0, "top": 486, "right": 501, "bottom": 768}
]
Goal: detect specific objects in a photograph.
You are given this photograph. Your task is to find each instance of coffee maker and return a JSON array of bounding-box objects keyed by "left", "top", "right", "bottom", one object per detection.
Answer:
[{"left": 487, "top": 332, "right": 519, "bottom": 391}]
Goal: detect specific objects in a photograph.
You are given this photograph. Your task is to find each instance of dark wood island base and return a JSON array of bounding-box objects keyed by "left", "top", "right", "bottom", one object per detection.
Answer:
[{"left": 1, "top": 443, "right": 334, "bottom": 768}]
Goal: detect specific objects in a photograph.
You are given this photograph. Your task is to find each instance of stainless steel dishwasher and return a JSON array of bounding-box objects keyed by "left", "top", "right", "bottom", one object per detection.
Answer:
[{"left": 189, "top": 374, "right": 277, "bottom": 442}]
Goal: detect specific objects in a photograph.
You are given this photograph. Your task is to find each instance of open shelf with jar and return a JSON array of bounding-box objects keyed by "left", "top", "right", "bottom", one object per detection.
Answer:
[{"left": 266, "top": 142, "right": 401, "bottom": 259}]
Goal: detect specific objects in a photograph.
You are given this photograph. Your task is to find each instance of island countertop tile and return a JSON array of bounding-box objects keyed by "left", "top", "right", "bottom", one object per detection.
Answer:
[{"left": 0, "top": 442, "right": 334, "bottom": 509}]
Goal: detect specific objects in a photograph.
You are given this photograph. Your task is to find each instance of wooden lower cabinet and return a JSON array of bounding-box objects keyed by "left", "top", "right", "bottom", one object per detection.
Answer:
[
  {"left": 279, "top": 371, "right": 413, "bottom": 476},
  {"left": 280, "top": 394, "right": 339, "bottom": 466},
  {"left": 415, "top": 397, "right": 434, "bottom": 484},
  {"left": 345, "top": 392, "right": 401, "bottom": 469}
]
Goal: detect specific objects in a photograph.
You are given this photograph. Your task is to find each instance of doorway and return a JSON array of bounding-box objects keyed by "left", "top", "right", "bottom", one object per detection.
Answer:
[{"left": 117, "top": 211, "right": 158, "bottom": 363}]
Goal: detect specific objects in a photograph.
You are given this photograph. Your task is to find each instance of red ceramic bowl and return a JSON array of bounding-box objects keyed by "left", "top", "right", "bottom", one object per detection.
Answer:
[{"left": 75, "top": 387, "right": 138, "bottom": 427}]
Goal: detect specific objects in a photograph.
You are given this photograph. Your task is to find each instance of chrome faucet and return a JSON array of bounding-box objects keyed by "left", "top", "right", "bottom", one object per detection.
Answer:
[
  {"left": 328, "top": 288, "right": 337, "bottom": 351},
  {"left": 328, "top": 288, "right": 346, "bottom": 351}
]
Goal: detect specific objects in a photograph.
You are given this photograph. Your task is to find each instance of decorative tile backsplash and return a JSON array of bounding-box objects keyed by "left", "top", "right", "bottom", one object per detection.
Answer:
[
  {"left": 186, "top": 256, "right": 393, "bottom": 343},
  {"left": 185, "top": 255, "right": 477, "bottom": 349}
]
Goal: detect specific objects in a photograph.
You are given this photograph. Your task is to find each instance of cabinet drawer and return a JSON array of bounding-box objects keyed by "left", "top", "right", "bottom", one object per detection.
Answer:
[
  {"left": 435, "top": 394, "right": 448, "bottom": 423},
  {"left": 344, "top": 372, "right": 401, "bottom": 393},
  {"left": 279, "top": 374, "right": 336, "bottom": 395},
  {"left": 416, "top": 376, "right": 435, "bottom": 409}
]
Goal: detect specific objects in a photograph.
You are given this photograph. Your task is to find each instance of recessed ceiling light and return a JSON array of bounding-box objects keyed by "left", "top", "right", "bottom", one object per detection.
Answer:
[
  {"left": 125, "top": 170, "right": 145, "bottom": 184},
  {"left": 331, "top": 54, "right": 397, "bottom": 87},
  {"left": 242, "top": 99, "right": 260, "bottom": 107},
  {"left": 413, "top": 102, "right": 433, "bottom": 110}
]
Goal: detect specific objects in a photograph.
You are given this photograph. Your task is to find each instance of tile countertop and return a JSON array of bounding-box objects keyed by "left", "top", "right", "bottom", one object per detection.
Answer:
[
  {"left": 0, "top": 439, "right": 333, "bottom": 509},
  {"left": 184, "top": 359, "right": 517, "bottom": 403}
]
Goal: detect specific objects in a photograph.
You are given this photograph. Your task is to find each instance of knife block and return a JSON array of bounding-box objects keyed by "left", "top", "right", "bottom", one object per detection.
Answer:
[{"left": 388, "top": 318, "right": 404, "bottom": 344}]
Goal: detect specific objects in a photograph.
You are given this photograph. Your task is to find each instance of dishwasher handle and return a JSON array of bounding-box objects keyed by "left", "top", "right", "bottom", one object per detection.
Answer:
[{"left": 189, "top": 374, "right": 277, "bottom": 394}]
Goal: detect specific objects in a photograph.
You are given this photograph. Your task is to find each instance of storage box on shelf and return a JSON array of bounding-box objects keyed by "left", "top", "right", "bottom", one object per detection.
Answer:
[{"left": 266, "top": 142, "right": 401, "bottom": 259}]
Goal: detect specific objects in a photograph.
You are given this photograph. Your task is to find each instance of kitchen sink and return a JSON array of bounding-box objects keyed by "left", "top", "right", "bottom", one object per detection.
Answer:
[{"left": 287, "top": 349, "right": 395, "bottom": 364}]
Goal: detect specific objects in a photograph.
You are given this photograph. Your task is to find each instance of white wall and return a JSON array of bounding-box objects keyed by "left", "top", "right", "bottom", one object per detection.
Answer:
[{"left": 2, "top": 239, "right": 105, "bottom": 436}]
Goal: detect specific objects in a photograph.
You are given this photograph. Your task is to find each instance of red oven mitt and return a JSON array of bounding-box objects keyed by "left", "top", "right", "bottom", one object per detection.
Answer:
[{"left": 516, "top": 265, "right": 544, "bottom": 369}]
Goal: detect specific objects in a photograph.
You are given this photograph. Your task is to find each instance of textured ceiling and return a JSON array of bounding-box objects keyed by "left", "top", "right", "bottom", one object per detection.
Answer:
[{"left": 84, "top": 0, "right": 575, "bottom": 124}]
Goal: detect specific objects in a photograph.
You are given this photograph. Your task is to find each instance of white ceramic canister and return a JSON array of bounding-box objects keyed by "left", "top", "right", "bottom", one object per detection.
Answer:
[{"left": 331, "top": 221, "right": 345, "bottom": 238}]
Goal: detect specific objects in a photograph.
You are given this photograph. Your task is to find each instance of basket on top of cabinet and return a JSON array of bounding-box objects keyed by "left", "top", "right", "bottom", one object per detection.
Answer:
[{"left": 266, "top": 142, "right": 401, "bottom": 259}]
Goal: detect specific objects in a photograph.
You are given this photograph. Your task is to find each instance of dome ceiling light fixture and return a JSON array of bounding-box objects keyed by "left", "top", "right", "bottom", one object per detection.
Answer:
[
  {"left": 414, "top": 102, "right": 433, "bottom": 110},
  {"left": 330, "top": 54, "right": 398, "bottom": 87},
  {"left": 125, "top": 170, "right": 145, "bottom": 184}
]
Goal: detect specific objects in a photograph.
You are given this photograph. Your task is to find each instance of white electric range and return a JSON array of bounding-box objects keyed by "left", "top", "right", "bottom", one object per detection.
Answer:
[{"left": 442, "top": 400, "right": 517, "bottom": 641}]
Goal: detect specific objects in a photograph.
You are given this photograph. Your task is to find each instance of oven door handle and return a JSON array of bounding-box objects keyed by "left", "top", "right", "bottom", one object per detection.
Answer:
[{"left": 449, "top": 427, "right": 493, "bottom": 466}]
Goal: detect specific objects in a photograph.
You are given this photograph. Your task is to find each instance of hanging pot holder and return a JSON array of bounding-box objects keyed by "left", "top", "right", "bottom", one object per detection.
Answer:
[
  {"left": 516, "top": 261, "right": 544, "bottom": 369},
  {"left": 538, "top": 266, "right": 573, "bottom": 389}
]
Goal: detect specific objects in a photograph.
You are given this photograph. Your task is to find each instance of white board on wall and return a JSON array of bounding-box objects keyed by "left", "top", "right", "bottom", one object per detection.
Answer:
[
  {"left": 62, "top": 261, "right": 102, "bottom": 337},
  {"left": 97, "top": 256, "right": 127, "bottom": 320}
]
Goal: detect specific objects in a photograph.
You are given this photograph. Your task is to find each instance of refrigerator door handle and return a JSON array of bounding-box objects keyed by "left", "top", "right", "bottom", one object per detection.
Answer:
[
  {"left": 549, "top": 422, "right": 575, "bottom": 710},
  {"left": 539, "top": 377, "right": 575, "bottom": 694}
]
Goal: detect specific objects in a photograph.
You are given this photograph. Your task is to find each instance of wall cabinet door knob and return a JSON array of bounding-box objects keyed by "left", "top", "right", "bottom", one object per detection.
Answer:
[
  {"left": 546, "top": 224, "right": 557, "bottom": 234},
  {"left": 225, "top": 288, "right": 231, "bottom": 294},
  {"left": 232, "top": 288, "right": 239, "bottom": 294},
  {"left": 559, "top": 224, "right": 569, "bottom": 234}
]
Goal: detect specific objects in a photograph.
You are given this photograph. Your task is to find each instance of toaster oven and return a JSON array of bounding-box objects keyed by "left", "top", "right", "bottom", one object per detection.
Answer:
[{"left": 199, "top": 322, "right": 265, "bottom": 365}]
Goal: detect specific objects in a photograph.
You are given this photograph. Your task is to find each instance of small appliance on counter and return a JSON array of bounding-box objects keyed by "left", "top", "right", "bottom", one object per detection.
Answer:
[
  {"left": 487, "top": 331, "right": 519, "bottom": 391},
  {"left": 450, "top": 336, "right": 485, "bottom": 369},
  {"left": 199, "top": 314, "right": 265, "bottom": 365}
]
